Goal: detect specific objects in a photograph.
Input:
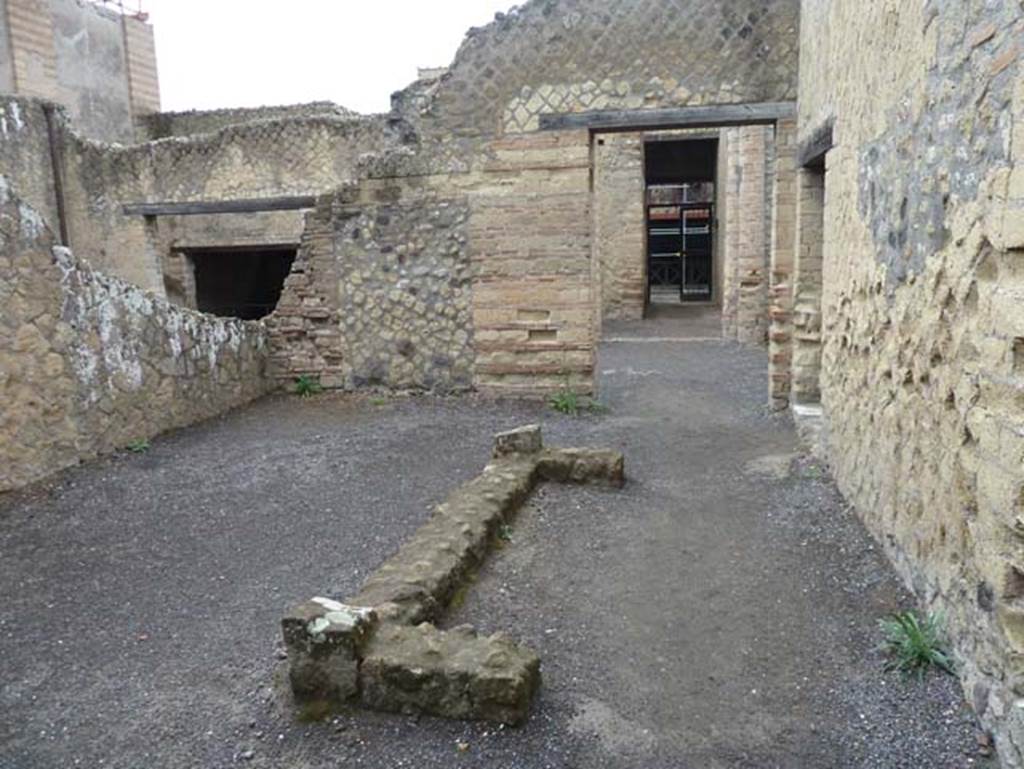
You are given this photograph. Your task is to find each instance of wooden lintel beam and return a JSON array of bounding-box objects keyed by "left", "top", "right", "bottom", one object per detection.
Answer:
[
  {"left": 122, "top": 196, "right": 318, "bottom": 217},
  {"left": 539, "top": 101, "right": 797, "bottom": 133}
]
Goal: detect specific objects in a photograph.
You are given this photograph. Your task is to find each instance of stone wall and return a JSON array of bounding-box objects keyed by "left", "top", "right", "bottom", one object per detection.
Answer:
[
  {"left": 0, "top": 96, "right": 59, "bottom": 230},
  {"left": 1, "top": 0, "right": 159, "bottom": 142},
  {"left": 395, "top": 0, "right": 799, "bottom": 150},
  {"left": 798, "top": 0, "right": 1024, "bottom": 763},
  {"left": 137, "top": 102, "right": 357, "bottom": 141},
  {"left": 60, "top": 112, "right": 408, "bottom": 296},
  {"left": 267, "top": 184, "right": 473, "bottom": 392},
  {"left": 0, "top": 179, "right": 272, "bottom": 492}
]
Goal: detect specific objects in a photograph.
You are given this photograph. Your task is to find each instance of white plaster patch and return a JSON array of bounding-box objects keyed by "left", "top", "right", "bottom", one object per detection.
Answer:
[
  {"left": 312, "top": 597, "right": 348, "bottom": 613},
  {"left": 9, "top": 102, "right": 23, "bottom": 131}
]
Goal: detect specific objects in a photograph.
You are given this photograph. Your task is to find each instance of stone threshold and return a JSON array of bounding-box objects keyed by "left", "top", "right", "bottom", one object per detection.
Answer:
[{"left": 281, "top": 425, "right": 625, "bottom": 725}]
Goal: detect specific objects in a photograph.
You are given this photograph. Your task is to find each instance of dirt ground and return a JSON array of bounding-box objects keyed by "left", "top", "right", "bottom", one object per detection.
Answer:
[{"left": 0, "top": 308, "right": 997, "bottom": 768}]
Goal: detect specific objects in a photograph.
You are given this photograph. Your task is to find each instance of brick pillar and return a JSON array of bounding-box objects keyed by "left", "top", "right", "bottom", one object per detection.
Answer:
[
  {"left": 721, "top": 129, "right": 741, "bottom": 338},
  {"left": 123, "top": 15, "right": 160, "bottom": 117},
  {"left": 471, "top": 130, "right": 596, "bottom": 397},
  {"left": 768, "top": 119, "right": 798, "bottom": 409},
  {"left": 4, "top": 0, "right": 58, "bottom": 100},
  {"left": 791, "top": 164, "right": 826, "bottom": 405},
  {"left": 722, "top": 126, "right": 772, "bottom": 344},
  {"left": 593, "top": 132, "right": 646, "bottom": 322}
]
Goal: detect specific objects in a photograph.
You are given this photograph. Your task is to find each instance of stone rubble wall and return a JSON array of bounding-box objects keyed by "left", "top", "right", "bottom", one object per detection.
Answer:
[
  {"left": 394, "top": 0, "right": 799, "bottom": 151},
  {"left": 0, "top": 94, "right": 407, "bottom": 301},
  {"left": 798, "top": 0, "right": 1024, "bottom": 763},
  {"left": 136, "top": 101, "right": 358, "bottom": 141},
  {"left": 0, "top": 180, "right": 272, "bottom": 493},
  {"left": 61, "top": 111, "right": 408, "bottom": 297},
  {"left": 267, "top": 184, "right": 474, "bottom": 392}
]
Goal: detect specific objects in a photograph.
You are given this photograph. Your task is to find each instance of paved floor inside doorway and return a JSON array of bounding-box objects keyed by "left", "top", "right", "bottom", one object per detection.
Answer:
[{"left": 0, "top": 315, "right": 995, "bottom": 768}]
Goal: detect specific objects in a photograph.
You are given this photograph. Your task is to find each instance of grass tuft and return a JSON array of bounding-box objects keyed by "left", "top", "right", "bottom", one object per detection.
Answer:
[
  {"left": 879, "top": 610, "right": 955, "bottom": 679},
  {"left": 125, "top": 439, "right": 150, "bottom": 454},
  {"left": 294, "top": 375, "right": 323, "bottom": 398},
  {"left": 549, "top": 385, "right": 610, "bottom": 417},
  {"left": 549, "top": 387, "right": 580, "bottom": 416}
]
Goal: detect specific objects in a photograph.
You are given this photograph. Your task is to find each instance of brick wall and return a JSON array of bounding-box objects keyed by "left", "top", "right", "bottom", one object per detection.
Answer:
[
  {"left": 722, "top": 125, "right": 773, "bottom": 344},
  {"left": 0, "top": 0, "right": 14, "bottom": 91},
  {"left": 791, "top": 164, "right": 824, "bottom": 405},
  {"left": 593, "top": 133, "right": 645, "bottom": 322},
  {"left": 768, "top": 119, "right": 798, "bottom": 408}
]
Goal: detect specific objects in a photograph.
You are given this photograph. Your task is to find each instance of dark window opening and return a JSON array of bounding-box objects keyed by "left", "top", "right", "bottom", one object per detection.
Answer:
[
  {"left": 645, "top": 138, "right": 718, "bottom": 305},
  {"left": 190, "top": 248, "right": 297, "bottom": 320}
]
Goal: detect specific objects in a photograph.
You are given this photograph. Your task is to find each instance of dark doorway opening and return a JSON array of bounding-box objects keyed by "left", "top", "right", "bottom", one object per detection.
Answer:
[
  {"left": 645, "top": 138, "right": 717, "bottom": 305},
  {"left": 189, "top": 247, "right": 296, "bottom": 320}
]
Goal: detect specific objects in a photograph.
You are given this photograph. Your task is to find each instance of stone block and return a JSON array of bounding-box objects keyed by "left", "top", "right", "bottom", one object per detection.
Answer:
[
  {"left": 493, "top": 424, "right": 543, "bottom": 457},
  {"left": 537, "top": 448, "right": 626, "bottom": 488},
  {"left": 359, "top": 623, "right": 540, "bottom": 725},
  {"left": 282, "top": 598, "right": 378, "bottom": 702}
]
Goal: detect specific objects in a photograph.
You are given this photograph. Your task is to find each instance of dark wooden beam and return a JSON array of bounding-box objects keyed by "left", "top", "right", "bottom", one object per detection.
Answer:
[
  {"left": 539, "top": 101, "right": 797, "bottom": 133},
  {"left": 797, "top": 119, "right": 834, "bottom": 168},
  {"left": 122, "top": 196, "right": 318, "bottom": 217},
  {"left": 171, "top": 242, "right": 300, "bottom": 254}
]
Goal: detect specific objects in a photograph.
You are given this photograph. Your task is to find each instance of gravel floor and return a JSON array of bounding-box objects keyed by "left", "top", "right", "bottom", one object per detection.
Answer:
[{"left": 0, "top": 324, "right": 997, "bottom": 768}]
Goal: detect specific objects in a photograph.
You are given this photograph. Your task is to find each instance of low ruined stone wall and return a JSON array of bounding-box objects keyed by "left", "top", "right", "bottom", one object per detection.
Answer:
[
  {"left": 282, "top": 425, "right": 625, "bottom": 725},
  {"left": 798, "top": 1, "right": 1024, "bottom": 764},
  {"left": 267, "top": 185, "right": 473, "bottom": 392},
  {"left": 0, "top": 183, "right": 272, "bottom": 493}
]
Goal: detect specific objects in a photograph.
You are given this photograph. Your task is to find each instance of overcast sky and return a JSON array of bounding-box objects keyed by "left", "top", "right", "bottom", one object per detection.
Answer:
[{"left": 144, "top": 1, "right": 516, "bottom": 115}]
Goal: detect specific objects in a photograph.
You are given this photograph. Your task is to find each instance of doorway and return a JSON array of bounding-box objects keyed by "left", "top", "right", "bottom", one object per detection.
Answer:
[
  {"left": 188, "top": 247, "right": 297, "bottom": 320},
  {"left": 644, "top": 138, "right": 718, "bottom": 308}
]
